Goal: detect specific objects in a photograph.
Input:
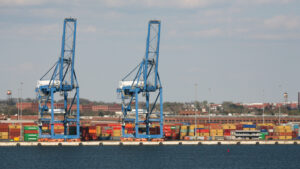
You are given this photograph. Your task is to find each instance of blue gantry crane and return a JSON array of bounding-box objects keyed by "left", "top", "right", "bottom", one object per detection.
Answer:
[
  {"left": 36, "top": 18, "right": 80, "bottom": 139},
  {"left": 117, "top": 20, "right": 163, "bottom": 139}
]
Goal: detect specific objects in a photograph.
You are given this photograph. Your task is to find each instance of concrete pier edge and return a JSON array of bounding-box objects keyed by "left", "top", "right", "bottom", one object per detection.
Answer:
[{"left": 0, "top": 140, "right": 300, "bottom": 146}]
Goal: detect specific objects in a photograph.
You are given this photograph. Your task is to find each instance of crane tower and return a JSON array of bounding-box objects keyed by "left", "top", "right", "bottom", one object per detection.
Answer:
[
  {"left": 36, "top": 18, "right": 80, "bottom": 139},
  {"left": 117, "top": 20, "right": 163, "bottom": 139}
]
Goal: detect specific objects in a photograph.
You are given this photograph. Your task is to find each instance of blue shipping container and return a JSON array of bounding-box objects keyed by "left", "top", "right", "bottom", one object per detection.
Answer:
[
  {"left": 260, "top": 129, "right": 267, "bottom": 132},
  {"left": 243, "top": 125, "right": 256, "bottom": 128}
]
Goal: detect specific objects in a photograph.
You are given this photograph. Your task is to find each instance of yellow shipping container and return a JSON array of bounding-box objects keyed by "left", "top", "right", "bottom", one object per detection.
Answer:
[
  {"left": 285, "top": 136, "right": 292, "bottom": 140},
  {"left": 0, "top": 136, "right": 8, "bottom": 139},
  {"left": 243, "top": 128, "right": 250, "bottom": 131},
  {"left": 101, "top": 133, "right": 110, "bottom": 137},
  {"left": 197, "top": 124, "right": 205, "bottom": 128},
  {"left": 285, "top": 129, "right": 292, "bottom": 132},
  {"left": 181, "top": 125, "right": 188, "bottom": 130},
  {"left": 54, "top": 126, "right": 64, "bottom": 130},
  {"left": 284, "top": 126, "right": 291, "bottom": 130},
  {"left": 199, "top": 133, "right": 209, "bottom": 137},
  {"left": 42, "top": 127, "right": 48, "bottom": 130},
  {"left": 189, "top": 133, "right": 195, "bottom": 136},
  {"left": 241, "top": 122, "right": 253, "bottom": 125},
  {"left": 0, "top": 132, "right": 8, "bottom": 136},
  {"left": 9, "top": 125, "right": 21, "bottom": 129},
  {"left": 180, "top": 133, "right": 187, "bottom": 137},
  {"left": 96, "top": 126, "right": 101, "bottom": 136},
  {"left": 279, "top": 136, "right": 285, "bottom": 140}
]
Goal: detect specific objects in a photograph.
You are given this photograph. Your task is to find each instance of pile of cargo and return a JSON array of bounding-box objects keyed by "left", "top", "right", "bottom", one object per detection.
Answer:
[{"left": 24, "top": 126, "right": 38, "bottom": 141}]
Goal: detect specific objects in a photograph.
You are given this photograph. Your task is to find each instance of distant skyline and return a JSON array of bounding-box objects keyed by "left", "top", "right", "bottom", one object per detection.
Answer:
[{"left": 0, "top": 0, "right": 300, "bottom": 103}]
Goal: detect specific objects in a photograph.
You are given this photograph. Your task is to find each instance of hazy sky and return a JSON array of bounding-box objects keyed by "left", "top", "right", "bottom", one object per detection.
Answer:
[{"left": 0, "top": 0, "right": 300, "bottom": 103}]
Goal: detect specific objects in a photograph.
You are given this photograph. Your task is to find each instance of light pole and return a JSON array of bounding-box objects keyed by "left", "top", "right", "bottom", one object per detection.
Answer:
[
  {"left": 20, "top": 82, "right": 23, "bottom": 120},
  {"left": 208, "top": 88, "right": 211, "bottom": 123},
  {"left": 278, "top": 85, "right": 282, "bottom": 125},
  {"left": 194, "top": 83, "right": 198, "bottom": 138},
  {"left": 20, "top": 82, "right": 23, "bottom": 141},
  {"left": 262, "top": 89, "right": 265, "bottom": 124},
  {"left": 17, "top": 88, "right": 20, "bottom": 121}
]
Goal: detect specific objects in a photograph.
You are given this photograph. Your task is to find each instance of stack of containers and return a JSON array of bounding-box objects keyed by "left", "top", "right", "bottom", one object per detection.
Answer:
[
  {"left": 259, "top": 125, "right": 268, "bottom": 140},
  {"left": 243, "top": 124, "right": 256, "bottom": 131},
  {"left": 198, "top": 129, "right": 209, "bottom": 140},
  {"left": 180, "top": 125, "right": 188, "bottom": 140},
  {"left": 124, "top": 124, "right": 134, "bottom": 135},
  {"left": 275, "top": 125, "right": 292, "bottom": 140},
  {"left": 236, "top": 124, "right": 243, "bottom": 130},
  {"left": 111, "top": 124, "right": 122, "bottom": 140},
  {"left": 188, "top": 125, "right": 195, "bottom": 137},
  {"left": 88, "top": 126, "right": 97, "bottom": 140},
  {"left": 9, "top": 124, "right": 20, "bottom": 141},
  {"left": 149, "top": 124, "right": 160, "bottom": 135},
  {"left": 170, "top": 125, "right": 180, "bottom": 140},
  {"left": 81, "top": 125, "right": 97, "bottom": 141},
  {"left": 69, "top": 125, "right": 77, "bottom": 135},
  {"left": 290, "top": 124, "right": 298, "bottom": 140},
  {"left": 24, "top": 126, "right": 38, "bottom": 141},
  {"left": 0, "top": 124, "right": 9, "bottom": 141},
  {"left": 285, "top": 126, "right": 292, "bottom": 140},
  {"left": 223, "top": 124, "right": 236, "bottom": 140},
  {"left": 96, "top": 125, "right": 101, "bottom": 138},
  {"left": 54, "top": 124, "right": 64, "bottom": 135},
  {"left": 194, "top": 124, "right": 205, "bottom": 137},
  {"left": 163, "top": 125, "right": 172, "bottom": 139},
  {"left": 100, "top": 125, "right": 112, "bottom": 140},
  {"left": 42, "top": 124, "right": 50, "bottom": 134},
  {"left": 81, "top": 126, "right": 89, "bottom": 141},
  {"left": 210, "top": 124, "right": 223, "bottom": 141}
]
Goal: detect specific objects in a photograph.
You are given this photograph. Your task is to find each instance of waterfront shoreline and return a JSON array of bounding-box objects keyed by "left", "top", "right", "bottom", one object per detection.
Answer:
[{"left": 0, "top": 140, "right": 299, "bottom": 146}]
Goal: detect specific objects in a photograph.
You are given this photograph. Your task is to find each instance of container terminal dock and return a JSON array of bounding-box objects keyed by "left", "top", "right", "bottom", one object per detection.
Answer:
[
  {"left": 1, "top": 116, "right": 300, "bottom": 145},
  {"left": 2, "top": 18, "right": 300, "bottom": 145}
]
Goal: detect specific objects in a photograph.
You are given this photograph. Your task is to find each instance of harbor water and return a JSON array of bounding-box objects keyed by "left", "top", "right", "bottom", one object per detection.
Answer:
[{"left": 0, "top": 145, "right": 299, "bottom": 169}]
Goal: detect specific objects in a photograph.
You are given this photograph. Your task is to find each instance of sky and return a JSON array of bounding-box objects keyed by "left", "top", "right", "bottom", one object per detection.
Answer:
[{"left": 0, "top": 0, "right": 300, "bottom": 103}]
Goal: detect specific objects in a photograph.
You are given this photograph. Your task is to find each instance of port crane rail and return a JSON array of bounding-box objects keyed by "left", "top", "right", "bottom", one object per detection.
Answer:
[
  {"left": 36, "top": 18, "right": 80, "bottom": 139},
  {"left": 117, "top": 20, "right": 163, "bottom": 139}
]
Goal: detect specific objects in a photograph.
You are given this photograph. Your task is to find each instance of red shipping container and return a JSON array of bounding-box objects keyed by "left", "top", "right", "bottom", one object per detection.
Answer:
[
  {"left": 165, "top": 132, "right": 171, "bottom": 137},
  {"left": 24, "top": 130, "right": 38, "bottom": 134},
  {"left": 200, "top": 129, "right": 209, "bottom": 133}
]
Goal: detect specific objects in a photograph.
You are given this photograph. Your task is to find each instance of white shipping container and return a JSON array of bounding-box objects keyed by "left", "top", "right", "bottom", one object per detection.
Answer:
[{"left": 37, "top": 80, "right": 60, "bottom": 88}]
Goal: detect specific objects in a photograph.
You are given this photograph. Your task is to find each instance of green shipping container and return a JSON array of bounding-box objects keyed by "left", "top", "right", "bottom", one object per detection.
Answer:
[
  {"left": 24, "top": 133, "right": 38, "bottom": 137},
  {"left": 24, "top": 137, "right": 38, "bottom": 141},
  {"left": 260, "top": 133, "right": 267, "bottom": 140},
  {"left": 24, "top": 126, "right": 39, "bottom": 130}
]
